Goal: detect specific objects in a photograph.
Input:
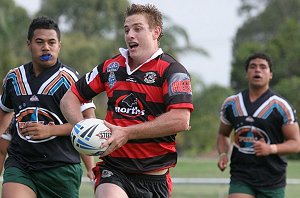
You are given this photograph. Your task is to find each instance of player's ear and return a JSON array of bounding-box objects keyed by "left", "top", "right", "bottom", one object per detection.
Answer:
[{"left": 152, "top": 26, "right": 161, "bottom": 40}]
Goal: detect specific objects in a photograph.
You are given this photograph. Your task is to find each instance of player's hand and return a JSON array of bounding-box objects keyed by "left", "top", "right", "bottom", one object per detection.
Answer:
[
  {"left": 100, "top": 120, "right": 129, "bottom": 157},
  {"left": 217, "top": 154, "right": 228, "bottom": 171},
  {"left": 87, "top": 169, "right": 95, "bottom": 182},
  {"left": 254, "top": 138, "right": 271, "bottom": 156},
  {"left": 20, "top": 122, "right": 51, "bottom": 140}
]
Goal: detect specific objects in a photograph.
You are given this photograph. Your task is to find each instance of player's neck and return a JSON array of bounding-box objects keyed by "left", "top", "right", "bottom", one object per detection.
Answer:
[{"left": 248, "top": 86, "right": 269, "bottom": 102}]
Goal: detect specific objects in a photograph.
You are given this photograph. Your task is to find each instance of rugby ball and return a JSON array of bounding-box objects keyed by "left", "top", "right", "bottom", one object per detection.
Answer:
[{"left": 71, "top": 118, "right": 111, "bottom": 156}]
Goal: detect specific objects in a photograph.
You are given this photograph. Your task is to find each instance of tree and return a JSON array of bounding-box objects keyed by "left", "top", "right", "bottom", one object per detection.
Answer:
[
  {"left": 0, "top": 0, "right": 30, "bottom": 80},
  {"left": 231, "top": 0, "right": 300, "bottom": 90}
]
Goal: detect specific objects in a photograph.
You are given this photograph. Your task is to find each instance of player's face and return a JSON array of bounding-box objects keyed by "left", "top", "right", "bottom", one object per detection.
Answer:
[
  {"left": 27, "top": 29, "right": 61, "bottom": 73},
  {"left": 246, "top": 58, "right": 272, "bottom": 89},
  {"left": 124, "top": 14, "right": 161, "bottom": 64}
]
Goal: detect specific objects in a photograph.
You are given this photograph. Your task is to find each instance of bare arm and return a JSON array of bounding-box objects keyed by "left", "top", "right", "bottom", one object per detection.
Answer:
[
  {"left": 0, "top": 138, "right": 9, "bottom": 175},
  {"left": 60, "top": 90, "right": 84, "bottom": 125},
  {"left": 217, "top": 122, "right": 232, "bottom": 171},
  {"left": 80, "top": 154, "right": 95, "bottom": 181},
  {"left": 80, "top": 105, "right": 96, "bottom": 181},
  {"left": 101, "top": 108, "right": 191, "bottom": 156},
  {"left": 254, "top": 123, "right": 300, "bottom": 156},
  {"left": 0, "top": 109, "right": 14, "bottom": 136}
]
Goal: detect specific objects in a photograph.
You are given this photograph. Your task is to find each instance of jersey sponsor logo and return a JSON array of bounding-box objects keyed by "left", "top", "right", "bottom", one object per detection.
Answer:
[
  {"left": 16, "top": 107, "right": 62, "bottom": 143},
  {"left": 115, "top": 93, "right": 145, "bottom": 117},
  {"left": 234, "top": 126, "right": 270, "bottom": 154},
  {"left": 169, "top": 73, "right": 192, "bottom": 96},
  {"left": 144, "top": 71, "right": 157, "bottom": 84}
]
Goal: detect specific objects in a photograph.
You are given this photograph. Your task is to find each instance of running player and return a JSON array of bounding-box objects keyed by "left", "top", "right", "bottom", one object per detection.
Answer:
[
  {"left": 0, "top": 16, "right": 96, "bottom": 198},
  {"left": 217, "top": 52, "right": 300, "bottom": 198},
  {"left": 60, "top": 3, "right": 193, "bottom": 198}
]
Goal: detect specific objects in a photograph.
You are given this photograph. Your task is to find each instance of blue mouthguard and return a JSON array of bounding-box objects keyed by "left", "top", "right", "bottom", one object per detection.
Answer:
[{"left": 40, "top": 54, "right": 52, "bottom": 61}]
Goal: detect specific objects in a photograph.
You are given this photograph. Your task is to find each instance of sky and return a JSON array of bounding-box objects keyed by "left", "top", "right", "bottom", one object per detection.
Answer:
[{"left": 14, "top": 0, "right": 244, "bottom": 87}]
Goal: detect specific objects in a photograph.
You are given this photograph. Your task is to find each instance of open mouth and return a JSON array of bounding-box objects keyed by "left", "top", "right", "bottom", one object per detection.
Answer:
[
  {"left": 129, "top": 42, "right": 139, "bottom": 49},
  {"left": 40, "top": 54, "right": 52, "bottom": 61}
]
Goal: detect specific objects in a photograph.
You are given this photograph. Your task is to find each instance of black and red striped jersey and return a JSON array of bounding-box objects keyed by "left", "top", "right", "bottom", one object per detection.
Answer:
[
  {"left": 71, "top": 48, "right": 194, "bottom": 173},
  {"left": 0, "top": 60, "right": 95, "bottom": 171}
]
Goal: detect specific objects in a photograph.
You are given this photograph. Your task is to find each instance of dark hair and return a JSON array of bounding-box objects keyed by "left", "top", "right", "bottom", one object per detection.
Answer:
[
  {"left": 27, "top": 16, "right": 60, "bottom": 41},
  {"left": 125, "top": 4, "right": 163, "bottom": 41},
  {"left": 245, "top": 52, "right": 273, "bottom": 72}
]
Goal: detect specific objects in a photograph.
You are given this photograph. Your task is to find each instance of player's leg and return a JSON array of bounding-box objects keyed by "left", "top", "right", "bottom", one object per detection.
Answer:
[
  {"left": 256, "top": 187, "right": 285, "bottom": 198},
  {"left": 95, "top": 183, "right": 128, "bottom": 198},
  {"left": 229, "top": 181, "right": 255, "bottom": 198},
  {"left": 2, "top": 167, "right": 37, "bottom": 198},
  {"left": 2, "top": 183, "right": 36, "bottom": 198},
  {"left": 32, "top": 163, "right": 82, "bottom": 198}
]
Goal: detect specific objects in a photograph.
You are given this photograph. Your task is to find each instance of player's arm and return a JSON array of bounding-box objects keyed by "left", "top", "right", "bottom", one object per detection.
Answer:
[
  {"left": 0, "top": 109, "right": 14, "bottom": 136},
  {"left": 60, "top": 89, "right": 84, "bottom": 125},
  {"left": 0, "top": 137, "right": 10, "bottom": 175},
  {"left": 217, "top": 122, "right": 232, "bottom": 171},
  {"left": 80, "top": 154, "right": 95, "bottom": 181},
  {"left": 101, "top": 108, "right": 191, "bottom": 156},
  {"left": 254, "top": 123, "right": 300, "bottom": 156},
  {"left": 80, "top": 102, "right": 96, "bottom": 181}
]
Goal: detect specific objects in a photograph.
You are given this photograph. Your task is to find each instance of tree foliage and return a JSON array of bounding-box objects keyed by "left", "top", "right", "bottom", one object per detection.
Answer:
[
  {"left": 232, "top": 0, "right": 300, "bottom": 90},
  {"left": 0, "top": 0, "right": 30, "bottom": 80}
]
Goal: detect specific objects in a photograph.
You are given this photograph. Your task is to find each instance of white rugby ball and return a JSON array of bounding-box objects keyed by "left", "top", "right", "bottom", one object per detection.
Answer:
[{"left": 71, "top": 118, "right": 111, "bottom": 156}]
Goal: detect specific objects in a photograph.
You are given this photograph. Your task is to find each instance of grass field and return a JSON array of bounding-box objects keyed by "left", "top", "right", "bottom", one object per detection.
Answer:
[
  {"left": 78, "top": 157, "right": 300, "bottom": 197},
  {"left": 3, "top": 157, "right": 300, "bottom": 197}
]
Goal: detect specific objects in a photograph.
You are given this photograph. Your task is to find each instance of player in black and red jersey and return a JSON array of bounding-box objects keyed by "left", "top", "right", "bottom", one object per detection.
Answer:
[
  {"left": 0, "top": 16, "right": 96, "bottom": 198},
  {"left": 217, "top": 53, "right": 300, "bottom": 198},
  {"left": 61, "top": 3, "right": 194, "bottom": 198}
]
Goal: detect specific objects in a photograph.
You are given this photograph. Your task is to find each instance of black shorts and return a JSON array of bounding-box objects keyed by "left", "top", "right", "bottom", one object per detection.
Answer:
[{"left": 93, "top": 163, "right": 172, "bottom": 198}]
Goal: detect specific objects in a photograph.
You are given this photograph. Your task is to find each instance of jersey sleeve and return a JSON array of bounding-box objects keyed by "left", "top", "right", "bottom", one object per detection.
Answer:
[
  {"left": 220, "top": 96, "right": 234, "bottom": 126},
  {"left": 163, "top": 62, "right": 193, "bottom": 112},
  {"left": 71, "top": 65, "right": 105, "bottom": 103},
  {"left": 0, "top": 70, "right": 15, "bottom": 112}
]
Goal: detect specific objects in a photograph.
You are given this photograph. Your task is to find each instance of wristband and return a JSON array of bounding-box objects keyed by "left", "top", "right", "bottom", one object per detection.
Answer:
[
  {"left": 219, "top": 152, "right": 227, "bottom": 158},
  {"left": 270, "top": 144, "right": 278, "bottom": 154}
]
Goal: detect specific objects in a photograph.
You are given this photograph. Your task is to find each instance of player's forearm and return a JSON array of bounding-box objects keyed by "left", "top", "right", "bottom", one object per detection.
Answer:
[
  {"left": 127, "top": 108, "right": 191, "bottom": 140},
  {"left": 217, "top": 134, "right": 230, "bottom": 154},
  {"left": 81, "top": 154, "right": 94, "bottom": 169},
  {"left": 275, "top": 140, "right": 300, "bottom": 155},
  {"left": 60, "top": 90, "right": 84, "bottom": 125}
]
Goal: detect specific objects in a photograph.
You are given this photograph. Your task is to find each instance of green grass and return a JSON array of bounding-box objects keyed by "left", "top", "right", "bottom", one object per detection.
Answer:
[{"left": 3, "top": 157, "right": 300, "bottom": 197}]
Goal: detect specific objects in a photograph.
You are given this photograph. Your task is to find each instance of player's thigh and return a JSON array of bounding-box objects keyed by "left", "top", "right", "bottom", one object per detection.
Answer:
[
  {"left": 229, "top": 181, "right": 255, "bottom": 198},
  {"left": 34, "top": 163, "right": 82, "bottom": 197},
  {"left": 229, "top": 193, "right": 255, "bottom": 198},
  {"left": 95, "top": 183, "right": 128, "bottom": 198},
  {"left": 2, "top": 182, "right": 36, "bottom": 198}
]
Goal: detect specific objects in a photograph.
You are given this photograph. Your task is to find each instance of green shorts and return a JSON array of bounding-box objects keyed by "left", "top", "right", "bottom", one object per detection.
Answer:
[
  {"left": 3, "top": 164, "right": 82, "bottom": 198},
  {"left": 229, "top": 181, "right": 285, "bottom": 198}
]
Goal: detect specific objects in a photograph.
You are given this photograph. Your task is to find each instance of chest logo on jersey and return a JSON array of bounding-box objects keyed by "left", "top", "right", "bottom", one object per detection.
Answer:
[
  {"left": 234, "top": 126, "right": 270, "bottom": 154},
  {"left": 107, "top": 62, "right": 119, "bottom": 88},
  {"left": 144, "top": 72, "right": 157, "bottom": 84},
  {"left": 15, "top": 107, "right": 62, "bottom": 143},
  {"left": 115, "top": 93, "right": 145, "bottom": 117}
]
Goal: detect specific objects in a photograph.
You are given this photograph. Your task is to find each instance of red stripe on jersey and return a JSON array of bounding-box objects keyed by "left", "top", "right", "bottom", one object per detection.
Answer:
[
  {"left": 15, "top": 69, "right": 27, "bottom": 95},
  {"left": 110, "top": 142, "right": 176, "bottom": 158}
]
